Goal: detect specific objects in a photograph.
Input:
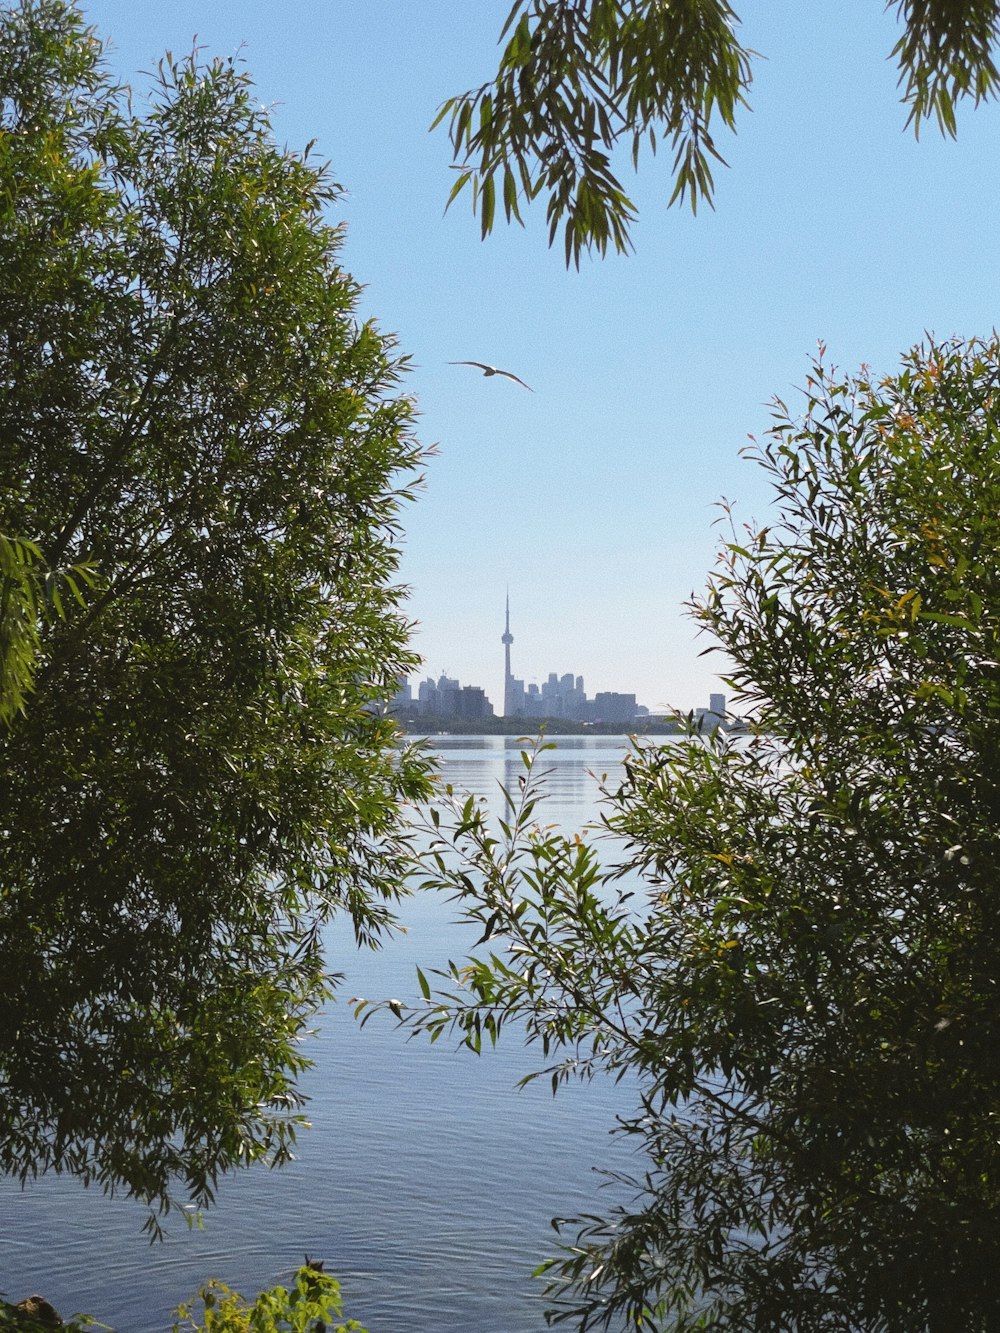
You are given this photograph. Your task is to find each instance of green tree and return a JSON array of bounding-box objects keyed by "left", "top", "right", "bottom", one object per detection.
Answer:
[
  {"left": 437, "top": 0, "right": 1000, "bottom": 264},
  {"left": 0, "top": 0, "right": 431, "bottom": 1231},
  {"left": 386, "top": 335, "right": 1000, "bottom": 1329}
]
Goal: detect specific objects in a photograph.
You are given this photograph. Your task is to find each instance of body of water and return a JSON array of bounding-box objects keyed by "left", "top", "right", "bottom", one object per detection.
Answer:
[{"left": 2, "top": 736, "right": 650, "bottom": 1332}]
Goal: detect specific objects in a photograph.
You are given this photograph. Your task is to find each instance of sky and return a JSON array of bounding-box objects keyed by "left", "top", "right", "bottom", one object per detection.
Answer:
[{"left": 81, "top": 1, "right": 1000, "bottom": 714}]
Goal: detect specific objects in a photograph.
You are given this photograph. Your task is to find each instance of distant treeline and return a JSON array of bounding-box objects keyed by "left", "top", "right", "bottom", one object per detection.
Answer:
[{"left": 394, "top": 715, "right": 688, "bottom": 736}]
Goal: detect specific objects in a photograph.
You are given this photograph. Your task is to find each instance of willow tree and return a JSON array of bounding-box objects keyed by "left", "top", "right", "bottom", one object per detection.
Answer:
[
  {"left": 395, "top": 336, "right": 1000, "bottom": 1330},
  {"left": 0, "top": 0, "right": 430, "bottom": 1228},
  {"left": 436, "top": 0, "right": 1000, "bottom": 264}
]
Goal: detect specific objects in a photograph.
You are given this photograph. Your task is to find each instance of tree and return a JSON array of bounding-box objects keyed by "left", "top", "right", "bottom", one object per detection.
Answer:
[
  {"left": 0, "top": 0, "right": 431, "bottom": 1231},
  {"left": 383, "top": 335, "right": 1000, "bottom": 1329},
  {"left": 436, "top": 0, "right": 1000, "bottom": 264}
]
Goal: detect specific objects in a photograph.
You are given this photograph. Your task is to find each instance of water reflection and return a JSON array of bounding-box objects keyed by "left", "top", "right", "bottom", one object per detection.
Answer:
[{"left": 1, "top": 736, "right": 646, "bottom": 1333}]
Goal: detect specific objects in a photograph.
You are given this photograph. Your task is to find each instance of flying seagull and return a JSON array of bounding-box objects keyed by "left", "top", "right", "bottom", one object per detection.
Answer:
[{"left": 449, "top": 360, "right": 534, "bottom": 391}]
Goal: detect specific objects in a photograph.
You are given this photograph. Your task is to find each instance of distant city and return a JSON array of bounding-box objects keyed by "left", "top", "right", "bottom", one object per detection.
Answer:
[{"left": 390, "top": 596, "right": 727, "bottom": 730}]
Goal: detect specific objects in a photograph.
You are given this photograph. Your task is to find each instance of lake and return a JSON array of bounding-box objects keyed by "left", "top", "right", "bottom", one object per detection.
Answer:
[{"left": 1, "top": 736, "right": 649, "bottom": 1332}]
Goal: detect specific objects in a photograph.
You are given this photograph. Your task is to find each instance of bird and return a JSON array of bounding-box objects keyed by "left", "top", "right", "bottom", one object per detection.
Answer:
[{"left": 448, "top": 360, "right": 533, "bottom": 391}]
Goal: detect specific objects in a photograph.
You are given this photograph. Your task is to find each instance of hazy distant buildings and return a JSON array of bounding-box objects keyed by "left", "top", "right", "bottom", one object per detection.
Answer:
[
  {"left": 695, "top": 692, "right": 727, "bottom": 730},
  {"left": 391, "top": 671, "right": 495, "bottom": 723},
  {"left": 505, "top": 669, "right": 587, "bottom": 720},
  {"left": 418, "top": 672, "right": 458, "bottom": 715},
  {"left": 501, "top": 598, "right": 644, "bottom": 722},
  {"left": 453, "top": 685, "right": 491, "bottom": 720},
  {"left": 592, "top": 691, "right": 638, "bottom": 723},
  {"left": 387, "top": 598, "right": 726, "bottom": 730}
]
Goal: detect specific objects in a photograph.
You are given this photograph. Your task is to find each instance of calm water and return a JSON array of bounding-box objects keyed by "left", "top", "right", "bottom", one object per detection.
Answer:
[{"left": 1, "top": 736, "right": 651, "bottom": 1332}]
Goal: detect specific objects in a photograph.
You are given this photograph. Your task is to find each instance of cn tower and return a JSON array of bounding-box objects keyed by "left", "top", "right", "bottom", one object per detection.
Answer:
[{"left": 502, "top": 591, "right": 515, "bottom": 717}]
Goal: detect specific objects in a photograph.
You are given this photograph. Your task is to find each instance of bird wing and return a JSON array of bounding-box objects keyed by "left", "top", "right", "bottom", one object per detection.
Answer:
[
  {"left": 496, "top": 369, "right": 533, "bottom": 391},
  {"left": 448, "top": 361, "right": 534, "bottom": 391}
]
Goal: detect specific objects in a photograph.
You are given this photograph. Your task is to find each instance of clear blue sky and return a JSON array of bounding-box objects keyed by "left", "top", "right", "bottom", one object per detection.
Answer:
[{"left": 84, "top": 2, "right": 1000, "bottom": 714}]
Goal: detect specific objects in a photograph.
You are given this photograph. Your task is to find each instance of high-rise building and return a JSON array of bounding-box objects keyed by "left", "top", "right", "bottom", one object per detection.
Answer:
[
  {"left": 590, "top": 692, "right": 638, "bottom": 723},
  {"left": 695, "top": 693, "right": 727, "bottom": 730},
  {"left": 456, "top": 685, "right": 491, "bottom": 720},
  {"left": 414, "top": 672, "right": 495, "bottom": 720}
]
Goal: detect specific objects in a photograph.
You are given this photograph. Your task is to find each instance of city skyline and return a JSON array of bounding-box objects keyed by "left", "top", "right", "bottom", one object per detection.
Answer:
[
  {"left": 500, "top": 595, "right": 641, "bottom": 722},
  {"left": 395, "top": 670, "right": 729, "bottom": 729},
  {"left": 400, "top": 594, "right": 651, "bottom": 722},
  {"left": 84, "top": 1, "right": 1000, "bottom": 709},
  {"left": 406, "top": 592, "right": 724, "bottom": 718}
]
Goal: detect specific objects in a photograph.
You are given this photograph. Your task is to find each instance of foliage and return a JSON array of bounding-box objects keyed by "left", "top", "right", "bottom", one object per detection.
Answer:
[
  {"left": 0, "top": 533, "right": 46, "bottom": 725},
  {"left": 379, "top": 335, "right": 1000, "bottom": 1329},
  {"left": 0, "top": 0, "right": 432, "bottom": 1231},
  {"left": 0, "top": 530, "right": 96, "bottom": 727},
  {"left": 173, "top": 1265, "right": 366, "bottom": 1333},
  {"left": 0, "top": 1266, "right": 361, "bottom": 1333},
  {"left": 436, "top": 0, "right": 1000, "bottom": 265}
]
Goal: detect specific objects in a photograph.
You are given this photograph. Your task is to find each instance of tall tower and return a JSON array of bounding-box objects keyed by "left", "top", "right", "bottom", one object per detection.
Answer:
[{"left": 502, "top": 591, "right": 515, "bottom": 717}]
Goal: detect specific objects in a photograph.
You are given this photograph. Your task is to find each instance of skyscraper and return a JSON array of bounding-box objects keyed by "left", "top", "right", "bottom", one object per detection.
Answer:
[{"left": 502, "top": 591, "right": 515, "bottom": 717}]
